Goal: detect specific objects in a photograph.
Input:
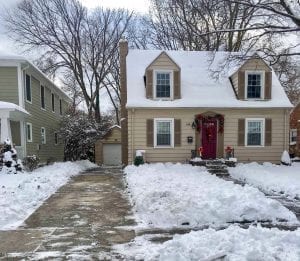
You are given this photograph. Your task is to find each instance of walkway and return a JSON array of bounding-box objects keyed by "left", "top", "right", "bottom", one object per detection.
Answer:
[{"left": 0, "top": 167, "right": 135, "bottom": 260}]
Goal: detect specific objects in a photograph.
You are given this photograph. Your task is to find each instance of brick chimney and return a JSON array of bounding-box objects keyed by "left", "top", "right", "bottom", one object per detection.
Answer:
[{"left": 119, "top": 39, "right": 128, "bottom": 165}]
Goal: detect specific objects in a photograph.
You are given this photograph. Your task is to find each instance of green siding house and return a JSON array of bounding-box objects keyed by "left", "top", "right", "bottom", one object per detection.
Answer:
[{"left": 0, "top": 53, "right": 70, "bottom": 163}]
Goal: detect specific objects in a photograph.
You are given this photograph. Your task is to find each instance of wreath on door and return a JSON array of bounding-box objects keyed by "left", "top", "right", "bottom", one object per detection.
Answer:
[{"left": 192, "top": 114, "right": 224, "bottom": 133}]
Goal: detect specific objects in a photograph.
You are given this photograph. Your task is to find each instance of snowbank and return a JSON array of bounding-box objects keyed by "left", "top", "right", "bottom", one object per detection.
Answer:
[
  {"left": 0, "top": 160, "right": 97, "bottom": 230},
  {"left": 229, "top": 162, "right": 300, "bottom": 199},
  {"left": 114, "top": 225, "right": 300, "bottom": 260},
  {"left": 124, "top": 163, "right": 297, "bottom": 228}
]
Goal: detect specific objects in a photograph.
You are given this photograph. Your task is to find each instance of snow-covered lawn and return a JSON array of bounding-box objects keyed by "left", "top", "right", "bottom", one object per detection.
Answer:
[
  {"left": 124, "top": 163, "right": 297, "bottom": 228},
  {"left": 229, "top": 162, "right": 300, "bottom": 199},
  {"left": 115, "top": 225, "right": 300, "bottom": 260},
  {"left": 0, "top": 160, "right": 96, "bottom": 230}
]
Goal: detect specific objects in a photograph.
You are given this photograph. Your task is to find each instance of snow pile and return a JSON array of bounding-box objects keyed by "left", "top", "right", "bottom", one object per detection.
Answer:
[
  {"left": 0, "top": 160, "right": 97, "bottom": 230},
  {"left": 281, "top": 150, "right": 291, "bottom": 165},
  {"left": 114, "top": 225, "right": 300, "bottom": 260},
  {"left": 124, "top": 163, "right": 297, "bottom": 228},
  {"left": 229, "top": 162, "right": 300, "bottom": 199}
]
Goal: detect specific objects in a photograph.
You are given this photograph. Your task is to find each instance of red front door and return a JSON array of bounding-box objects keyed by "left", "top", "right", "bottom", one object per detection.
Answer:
[{"left": 201, "top": 119, "right": 217, "bottom": 159}]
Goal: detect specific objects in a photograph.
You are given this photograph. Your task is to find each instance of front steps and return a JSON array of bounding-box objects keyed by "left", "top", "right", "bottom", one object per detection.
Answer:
[{"left": 189, "top": 159, "right": 234, "bottom": 176}]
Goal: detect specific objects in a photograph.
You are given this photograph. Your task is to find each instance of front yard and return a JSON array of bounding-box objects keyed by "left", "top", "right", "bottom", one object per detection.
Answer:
[
  {"left": 114, "top": 162, "right": 300, "bottom": 260},
  {"left": 229, "top": 162, "right": 300, "bottom": 199}
]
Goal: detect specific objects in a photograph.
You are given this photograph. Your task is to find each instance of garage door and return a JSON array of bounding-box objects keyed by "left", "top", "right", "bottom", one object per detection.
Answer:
[{"left": 103, "top": 144, "right": 122, "bottom": 165}]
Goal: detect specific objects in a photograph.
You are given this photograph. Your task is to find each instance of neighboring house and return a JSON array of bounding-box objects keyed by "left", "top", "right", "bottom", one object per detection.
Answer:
[
  {"left": 94, "top": 125, "right": 121, "bottom": 165},
  {"left": 0, "top": 53, "right": 70, "bottom": 163},
  {"left": 289, "top": 102, "right": 300, "bottom": 157},
  {"left": 119, "top": 41, "right": 293, "bottom": 165}
]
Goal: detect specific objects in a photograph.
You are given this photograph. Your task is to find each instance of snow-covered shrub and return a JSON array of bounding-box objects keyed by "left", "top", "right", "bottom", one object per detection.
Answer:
[
  {"left": 281, "top": 150, "right": 291, "bottom": 166},
  {"left": 0, "top": 139, "right": 23, "bottom": 174},
  {"left": 134, "top": 156, "right": 144, "bottom": 166},
  {"left": 58, "top": 107, "right": 113, "bottom": 161},
  {"left": 23, "top": 155, "right": 40, "bottom": 171}
]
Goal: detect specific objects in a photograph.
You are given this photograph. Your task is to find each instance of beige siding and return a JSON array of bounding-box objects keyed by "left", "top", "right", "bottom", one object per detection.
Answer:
[
  {"left": 95, "top": 127, "right": 121, "bottom": 164},
  {"left": 128, "top": 108, "right": 289, "bottom": 164},
  {"left": 231, "top": 58, "right": 271, "bottom": 97},
  {"left": 147, "top": 52, "right": 179, "bottom": 71},
  {"left": 24, "top": 66, "right": 68, "bottom": 163},
  {"left": 0, "top": 67, "right": 19, "bottom": 104}
]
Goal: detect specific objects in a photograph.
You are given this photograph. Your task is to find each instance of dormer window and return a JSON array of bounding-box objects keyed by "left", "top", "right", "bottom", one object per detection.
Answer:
[
  {"left": 245, "top": 71, "right": 264, "bottom": 99},
  {"left": 154, "top": 70, "right": 173, "bottom": 99}
]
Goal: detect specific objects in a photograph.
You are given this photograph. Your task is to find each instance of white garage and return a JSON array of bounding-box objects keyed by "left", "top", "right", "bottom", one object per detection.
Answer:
[
  {"left": 95, "top": 126, "right": 122, "bottom": 166},
  {"left": 103, "top": 143, "right": 122, "bottom": 165}
]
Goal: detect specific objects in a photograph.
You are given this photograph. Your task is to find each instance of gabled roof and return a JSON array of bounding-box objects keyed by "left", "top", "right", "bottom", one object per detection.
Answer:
[
  {"left": 126, "top": 49, "right": 292, "bottom": 109},
  {"left": 102, "top": 125, "right": 121, "bottom": 139},
  {"left": 227, "top": 52, "right": 272, "bottom": 77},
  {"left": 146, "top": 51, "right": 180, "bottom": 70},
  {"left": 0, "top": 52, "right": 70, "bottom": 102}
]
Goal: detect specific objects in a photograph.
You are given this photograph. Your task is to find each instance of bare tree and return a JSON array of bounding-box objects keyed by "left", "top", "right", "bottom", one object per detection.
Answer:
[
  {"left": 5, "top": 0, "right": 132, "bottom": 122},
  {"left": 145, "top": 0, "right": 260, "bottom": 52}
]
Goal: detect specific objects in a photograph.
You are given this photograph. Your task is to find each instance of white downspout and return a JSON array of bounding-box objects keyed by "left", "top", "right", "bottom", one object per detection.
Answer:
[{"left": 284, "top": 109, "right": 288, "bottom": 150}]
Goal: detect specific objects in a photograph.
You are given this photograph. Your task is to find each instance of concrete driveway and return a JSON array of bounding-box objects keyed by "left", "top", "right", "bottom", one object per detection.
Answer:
[{"left": 0, "top": 167, "right": 135, "bottom": 260}]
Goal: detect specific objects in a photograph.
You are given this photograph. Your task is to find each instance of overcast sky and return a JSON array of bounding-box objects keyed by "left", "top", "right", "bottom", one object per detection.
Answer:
[{"left": 0, "top": 0, "right": 149, "bottom": 54}]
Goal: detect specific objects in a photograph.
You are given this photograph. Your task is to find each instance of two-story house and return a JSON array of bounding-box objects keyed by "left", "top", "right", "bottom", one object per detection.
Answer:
[
  {"left": 120, "top": 41, "right": 293, "bottom": 165},
  {"left": 0, "top": 53, "right": 70, "bottom": 163}
]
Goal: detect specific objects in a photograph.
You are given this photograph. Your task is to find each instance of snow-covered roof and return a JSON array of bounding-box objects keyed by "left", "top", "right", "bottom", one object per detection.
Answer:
[
  {"left": 0, "top": 101, "right": 30, "bottom": 115},
  {"left": 126, "top": 50, "right": 293, "bottom": 109},
  {"left": 0, "top": 52, "right": 70, "bottom": 102}
]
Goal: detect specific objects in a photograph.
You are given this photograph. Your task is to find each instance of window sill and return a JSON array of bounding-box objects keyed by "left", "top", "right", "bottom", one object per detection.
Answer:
[
  {"left": 153, "top": 98, "right": 173, "bottom": 101},
  {"left": 245, "top": 145, "right": 265, "bottom": 148},
  {"left": 26, "top": 100, "right": 32, "bottom": 104},
  {"left": 154, "top": 145, "right": 174, "bottom": 148}
]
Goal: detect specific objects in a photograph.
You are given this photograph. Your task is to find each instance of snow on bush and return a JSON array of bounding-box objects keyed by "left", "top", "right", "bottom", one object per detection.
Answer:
[
  {"left": 281, "top": 150, "right": 291, "bottom": 165},
  {"left": 229, "top": 162, "right": 300, "bottom": 199},
  {"left": 124, "top": 163, "right": 297, "bottom": 228},
  {"left": 0, "top": 160, "right": 97, "bottom": 230},
  {"left": 114, "top": 225, "right": 300, "bottom": 260}
]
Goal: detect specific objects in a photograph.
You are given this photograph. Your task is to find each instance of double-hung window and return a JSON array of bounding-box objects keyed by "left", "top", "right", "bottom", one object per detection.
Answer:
[
  {"left": 246, "top": 71, "right": 264, "bottom": 99},
  {"left": 51, "top": 93, "right": 55, "bottom": 112},
  {"left": 246, "top": 119, "right": 264, "bottom": 146},
  {"left": 25, "top": 74, "right": 32, "bottom": 103},
  {"left": 54, "top": 132, "right": 59, "bottom": 145},
  {"left": 59, "top": 99, "right": 63, "bottom": 115},
  {"left": 41, "top": 85, "right": 45, "bottom": 109},
  {"left": 154, "top": 118, "right": 174, "bottom": 147},
  {"left": 41, "top": 127, "right": 46, "bottom": 144},
  {"left": 26, "top": 123, "right": 32, "bottom": 142},
  {"left": 290, "top": 129, "right": 297, "bottom": 143},
  {"left": 155, "top": 71, "right": 172, "bottom": 99}
]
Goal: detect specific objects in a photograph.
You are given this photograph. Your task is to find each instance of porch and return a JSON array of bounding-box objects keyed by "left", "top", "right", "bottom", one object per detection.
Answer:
[{"left": 0, "top": 101, "right": 30, "bottom": 159}]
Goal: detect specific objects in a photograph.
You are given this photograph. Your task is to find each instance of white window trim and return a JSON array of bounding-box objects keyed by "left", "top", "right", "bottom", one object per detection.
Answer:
[
  {"left": 154, "top": 118, "right": 174, "bottom": 148},
  {"left": 245, "top": 118, "right": 265, "bottom": 147},
  {"left": 41, "top": 127, "right": 46, "bottom": 144},
  {"left": 40, "top": 85, "right": 46, "bottom": 110},
  {"left": 245, "top": 71, "right": 265, "bottom": 100},
  {"left": 25, "top": 74, "right": 32, "bottom": 104},
  {"left": 290, "top": 129, "right": 297, "bottom": 143},
  {"left": 153, "top": 70, "right": 174, "bottom": 100},
  {"left": 26, "top": 122, "right": 33, "bottom": 142},
  {"left": 51, "top": 92, "right": 55, "bottom": 113}
]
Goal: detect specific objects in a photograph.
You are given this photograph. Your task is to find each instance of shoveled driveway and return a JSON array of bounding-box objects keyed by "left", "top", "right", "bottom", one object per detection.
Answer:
[{"left": 0, "top": 167, "right": 135, "bottom": 260}]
